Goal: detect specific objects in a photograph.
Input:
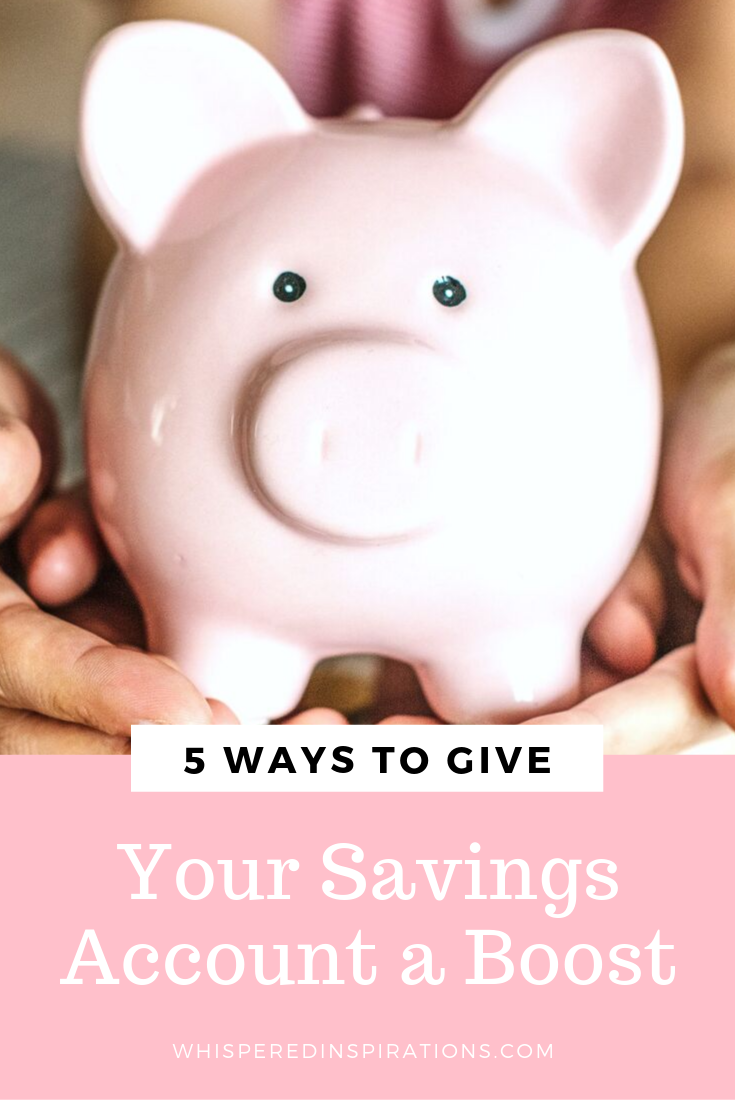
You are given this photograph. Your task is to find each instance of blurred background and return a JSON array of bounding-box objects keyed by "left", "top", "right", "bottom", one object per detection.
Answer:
[{"left": 0, "top": 0, "right": 118, "bottom": 481}]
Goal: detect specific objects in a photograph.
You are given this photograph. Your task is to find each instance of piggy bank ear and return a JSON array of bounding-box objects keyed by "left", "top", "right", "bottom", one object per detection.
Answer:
[
  {"left": 453, "top": 31, "right": 683, "bottom": 259},
  {"left": 81, "top": 21, "right": 307, "bottom": 250}
]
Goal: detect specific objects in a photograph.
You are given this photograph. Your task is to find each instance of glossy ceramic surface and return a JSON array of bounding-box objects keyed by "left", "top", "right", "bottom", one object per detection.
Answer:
[{"left": 81, "top": 22, "right": 683, "bottom": 722}]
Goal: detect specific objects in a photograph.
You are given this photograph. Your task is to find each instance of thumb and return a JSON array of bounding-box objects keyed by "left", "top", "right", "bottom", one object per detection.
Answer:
[{"left": 524, "top": 646, "right": 727, "bottom": 755}]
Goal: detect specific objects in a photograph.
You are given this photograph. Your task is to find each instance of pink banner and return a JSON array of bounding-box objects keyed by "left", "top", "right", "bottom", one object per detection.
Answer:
[{"left": 0, "top": 756, "right": 732, "bottom": 1100}]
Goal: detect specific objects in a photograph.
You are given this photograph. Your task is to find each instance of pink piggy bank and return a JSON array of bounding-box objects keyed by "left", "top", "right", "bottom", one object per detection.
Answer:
[{"left": 82, "top": 22, "right": 683, "bottom": 724}]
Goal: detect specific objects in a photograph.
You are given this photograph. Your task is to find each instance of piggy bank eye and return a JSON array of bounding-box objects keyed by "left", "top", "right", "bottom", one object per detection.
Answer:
[
  {"left": 273, "top": 271, "right": 307, "bottom": 302},
  {"left": 433, "top": 275, "right": 467, "bottom": 308}
]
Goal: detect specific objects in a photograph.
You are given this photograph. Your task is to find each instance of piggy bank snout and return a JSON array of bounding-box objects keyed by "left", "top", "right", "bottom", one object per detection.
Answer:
[{"left": 245, "top": 339, "right": 467, "bottom": 542}]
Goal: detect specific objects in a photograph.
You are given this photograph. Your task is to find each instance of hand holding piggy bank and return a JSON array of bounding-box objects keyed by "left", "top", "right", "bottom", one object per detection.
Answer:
[{"left": 81, "top": 22, "right": 683, "bottom": 723}]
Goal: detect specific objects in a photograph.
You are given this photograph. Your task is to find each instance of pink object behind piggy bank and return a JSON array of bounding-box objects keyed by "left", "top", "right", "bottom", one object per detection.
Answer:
[{"left": 81, "top": 22, "right": 683, "bottom": 723}]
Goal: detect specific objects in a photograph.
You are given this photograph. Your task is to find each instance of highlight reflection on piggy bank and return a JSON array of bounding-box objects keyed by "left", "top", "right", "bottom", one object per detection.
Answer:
[{"left": 82, "top": 22, "right": 683, "bottom": 723}]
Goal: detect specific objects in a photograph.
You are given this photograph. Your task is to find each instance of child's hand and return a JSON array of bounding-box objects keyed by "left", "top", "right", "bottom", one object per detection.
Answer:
[{"left": 0, "top": 352, "right": 214, "bottom": 753}]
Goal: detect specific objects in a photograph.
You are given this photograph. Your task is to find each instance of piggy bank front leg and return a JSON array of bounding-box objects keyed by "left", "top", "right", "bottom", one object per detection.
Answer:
[
  {"left": 147, "top": 617, "right": 315, "bottom": 724},
  {"left": 415, "top": 625, "right": 583, "bottom": 724}
]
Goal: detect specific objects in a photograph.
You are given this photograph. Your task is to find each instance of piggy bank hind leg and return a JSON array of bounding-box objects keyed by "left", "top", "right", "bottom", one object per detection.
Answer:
[
  {"left": 147, "top": 616, "right": 315, "bottom": 724},
  {"left": 415, "top": 626, "right": 583, "bottom": 724}
]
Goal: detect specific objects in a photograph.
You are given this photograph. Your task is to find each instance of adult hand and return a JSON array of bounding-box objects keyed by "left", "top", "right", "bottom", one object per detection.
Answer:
[{"left": 0, "top": 350, "right": 213, "bottom": 754}]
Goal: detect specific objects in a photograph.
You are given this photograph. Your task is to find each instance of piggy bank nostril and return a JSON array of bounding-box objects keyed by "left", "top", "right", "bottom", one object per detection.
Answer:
[
  {"left": 399, "top": 424, "right": 423, "bottom": 467},
  {"left": 304, "top": 423, "right": 326, "bottom": 464}
]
